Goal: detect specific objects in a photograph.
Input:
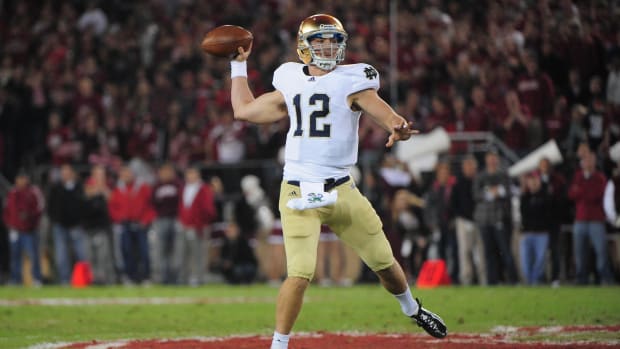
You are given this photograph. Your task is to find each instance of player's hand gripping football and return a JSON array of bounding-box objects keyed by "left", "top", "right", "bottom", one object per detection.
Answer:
[
  {"left": 386, "top": 120, "right": 417, "bottom": 147},
  {"left": 234, "top": 44, "right": 252, "bottom": 62}
]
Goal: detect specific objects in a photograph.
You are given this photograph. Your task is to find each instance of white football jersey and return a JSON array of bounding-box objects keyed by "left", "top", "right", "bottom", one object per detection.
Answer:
[{"left": 272, "top": 62, "right": 380, "bottom": 181}]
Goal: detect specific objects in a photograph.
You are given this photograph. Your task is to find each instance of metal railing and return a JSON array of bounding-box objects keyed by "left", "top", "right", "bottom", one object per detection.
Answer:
[{"left": 447, "top": 131, "right": 520, "bottom": 164}]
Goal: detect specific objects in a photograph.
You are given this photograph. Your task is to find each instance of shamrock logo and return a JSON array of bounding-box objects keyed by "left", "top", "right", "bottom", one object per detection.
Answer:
[{"left": 307, "top": 192, "right": 324, "bottom": 203}]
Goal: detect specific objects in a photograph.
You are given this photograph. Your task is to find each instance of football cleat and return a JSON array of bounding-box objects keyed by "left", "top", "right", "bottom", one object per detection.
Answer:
[{"left": 411, "top": 298, "right": 447, "bottom": 339}]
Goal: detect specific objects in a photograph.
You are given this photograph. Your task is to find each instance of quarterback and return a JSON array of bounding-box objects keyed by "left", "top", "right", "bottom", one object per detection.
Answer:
[{"left": 230, "top": 14, "right": 447, "bottom": 349}]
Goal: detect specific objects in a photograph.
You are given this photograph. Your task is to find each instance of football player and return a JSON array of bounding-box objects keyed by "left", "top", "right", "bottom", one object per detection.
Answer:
[{"left": 229, "top": 14, "right": 447, "bottom": 349}]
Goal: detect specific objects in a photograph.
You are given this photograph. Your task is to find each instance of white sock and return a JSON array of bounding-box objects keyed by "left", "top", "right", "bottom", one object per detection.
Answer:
[
  {"left": 394, "top": 287, "right": 419, "bottom": 317},
  {"left": 270, "top": 331, "right": 290, "bottom": 349}
]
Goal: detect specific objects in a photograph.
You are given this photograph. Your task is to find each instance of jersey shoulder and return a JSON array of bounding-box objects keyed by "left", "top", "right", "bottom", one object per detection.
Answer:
[
  {"left": 335, "top": 63, "right": 380, "bottom": 93},
  {"left": 273, "top": 62, "right": 305, "bottom": 91},
  {"left": 336, "top": 63, "right": 380, "bottom": 80}
]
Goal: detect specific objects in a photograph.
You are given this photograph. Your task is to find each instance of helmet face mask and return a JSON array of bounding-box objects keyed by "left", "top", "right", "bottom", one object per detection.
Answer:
[{"left": 297, "top": 14, "right": 348, "bottom": 71}]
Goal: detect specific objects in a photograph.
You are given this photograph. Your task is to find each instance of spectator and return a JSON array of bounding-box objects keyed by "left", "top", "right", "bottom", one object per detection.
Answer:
[
  {"left": 46, "top": 112, "right": 78, "bottom": 168},
  {"left": 607, "top": 57, "right": 620, "bottom": 108},
  {"left": 384, "top": 189, "right": 427, "bottom": 281},
  {"left": 101, "top": 113, "right": 127, "bottom": 160},
  {"left": 150, "top": 71, "right": 175, "bottom": 125},
  {"left": 545, "top": 97, "right": 570, "bottom": 142},
  {"left": 2, "top": 171, "right": 44, "bottom": 286},
  {"left": 537, "top": 157, "right": 569, "bottom": 286},
  {"left": 126, "top": 114, "right": 158, "bottom": 161},
  {"left": 564, "top": 68, "right": 588, "bottom": 107},
  {"left": 466, "top": 85, "right": 492, "bottom": 132},
  {"left": 516, "top": 50, "right": 555, "bottom": 122},
  {"left": 208, "top": 110, "right": 247, "bottom": 191},
  {"left": 582, "top": 97, "right": 608, "bottom": 153},
  {"left": 568, "top": 151, "right": 613, "bottom": 284},
  {"left": 72, "top": 77, "right": 103, "bottom": 123},
  {"left": 174, "top": 167, "right": 217, "bottom": 285},
  {"left": 108, "top": 165, "right": 155, "bottom": 284},
  {"left": 495, "top": 90, "right": 532, "bottom": 155},
  {"left": 564, "top": 104, "right": 588, "bottom": 158},
  {"left": 474, "top": 149, "right": 518, "bottom": 285},
  {"left": 447, "top": 94, "right": 481, "bottom": 153},
  {"left": 425, "top": 96, "right": 452, "bottom": 131},
  {"left": 519, "top": 172, "right": 552, "bottom": 285},
  {"left": 48, "top": 164, "right": 86, "bottom": 285},
  {"left": 237, "top": 174, "right": 276, "bottom": 283},
  {"left": 424, "top": 161, "right": 458, "bottom": 283},
  {"left": 452, "top": 154, "right": 486, "bottom": 285},
  {"left": 219, "top": 221, "right": 257, "bottom": 284},
  {"left": 82, "top": 165, "right": 115, "bottom": 284},
  {"left": 77, "top": 112, "right": 102, "bottom": 163},
  {"left": 587, "top": 76, "right": 605, "bottom": 105},
  {"left": 150, "top": 163, "right": 181, "bottom": 284}
]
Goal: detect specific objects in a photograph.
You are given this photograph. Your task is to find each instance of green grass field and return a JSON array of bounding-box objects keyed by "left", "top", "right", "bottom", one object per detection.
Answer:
[{"left": 0, "top": 285, "right": 619, "bottom": 348}]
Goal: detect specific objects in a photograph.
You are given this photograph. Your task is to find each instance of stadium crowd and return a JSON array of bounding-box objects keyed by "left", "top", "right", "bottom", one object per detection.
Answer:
[{"left": 1, "top": 0, "right": 620, "bottom": 287}]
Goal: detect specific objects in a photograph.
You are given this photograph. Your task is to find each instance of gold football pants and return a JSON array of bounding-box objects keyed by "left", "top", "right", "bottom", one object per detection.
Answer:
[{"left": 279, "top": 178, "right": 394, "bottom": 280}]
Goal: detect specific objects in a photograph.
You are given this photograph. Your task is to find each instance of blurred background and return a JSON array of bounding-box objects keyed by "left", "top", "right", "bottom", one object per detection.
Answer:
[{"left": 1, "top": 0, "right": 619, "bottom": 288}]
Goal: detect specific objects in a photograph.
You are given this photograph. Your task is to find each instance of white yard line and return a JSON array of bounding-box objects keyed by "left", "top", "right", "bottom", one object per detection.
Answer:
[
  {"left": 25, "top": 343, "right": 73, "bottom": 349},
  {"left": 0, "top": 296, "right": 276, "bottom": 306}
]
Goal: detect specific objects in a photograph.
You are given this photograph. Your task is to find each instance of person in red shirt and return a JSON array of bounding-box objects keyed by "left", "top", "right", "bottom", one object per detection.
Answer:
[
  {"left": 494, "top": 90, "right": 531, "bottom": 155},
  {"left": 516, "top": 50, "right": 555, "bottom": 121},
  {"left": 108, "top": 165, "right": 155, "bottom": 284},
  {"left": 568, "top": 151, "right": 613, "bottom": 284},
  {"left": 150, "top": 163, "right": 181, "bottom": 284},
  {"left": 2, "top": 171, "right": 44, "bottom": 286},
  {"left": 173, "top": 166, "right": 217, "bottom": 285},
  {"left": 466, "top": 86, "right": 492, "bottom": 132}
]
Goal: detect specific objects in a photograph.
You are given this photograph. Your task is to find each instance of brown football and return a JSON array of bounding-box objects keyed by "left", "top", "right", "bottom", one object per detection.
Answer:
[{"left": 201, "top": 25, "right": 253, "bottom": 58}]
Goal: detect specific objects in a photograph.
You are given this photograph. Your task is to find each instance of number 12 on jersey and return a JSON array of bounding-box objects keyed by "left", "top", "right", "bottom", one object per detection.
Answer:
[{"left": 292, "top": 93, "right": 331, "bottom": 138}]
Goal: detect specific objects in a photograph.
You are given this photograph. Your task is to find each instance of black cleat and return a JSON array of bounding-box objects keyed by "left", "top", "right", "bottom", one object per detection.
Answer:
[{"left": 411, "top": 298, "right": 447, "bottom": 338}]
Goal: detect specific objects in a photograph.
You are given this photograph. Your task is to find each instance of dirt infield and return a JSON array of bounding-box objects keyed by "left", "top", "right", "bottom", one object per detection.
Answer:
[{"left": 51, "top": 325, "right": 620, "bottom": 349}]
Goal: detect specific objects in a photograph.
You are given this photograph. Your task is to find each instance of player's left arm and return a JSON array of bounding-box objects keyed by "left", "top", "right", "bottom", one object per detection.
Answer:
[{"left": 348, "top": 88, "right": 417, "bottom": 147}]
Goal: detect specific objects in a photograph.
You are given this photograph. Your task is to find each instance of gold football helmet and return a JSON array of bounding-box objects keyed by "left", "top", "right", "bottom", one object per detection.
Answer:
[{"left": 297, "top": 14, "right": 348, "bottom": 70}]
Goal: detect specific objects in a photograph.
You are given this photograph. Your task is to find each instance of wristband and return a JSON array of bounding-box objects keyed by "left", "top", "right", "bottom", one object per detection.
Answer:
[{"left": 230, "top": 60, "right": 248, "bottom": 78}]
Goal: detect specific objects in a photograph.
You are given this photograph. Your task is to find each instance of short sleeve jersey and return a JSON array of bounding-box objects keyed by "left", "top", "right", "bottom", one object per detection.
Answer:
[{"left": 272, "top": 62, "right": 380, "bottom": 181}]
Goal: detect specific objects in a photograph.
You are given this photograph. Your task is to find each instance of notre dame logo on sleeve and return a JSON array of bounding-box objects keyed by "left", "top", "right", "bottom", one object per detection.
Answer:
[{"left": 363, "top": 66, "right": 378, "bottom": 80}]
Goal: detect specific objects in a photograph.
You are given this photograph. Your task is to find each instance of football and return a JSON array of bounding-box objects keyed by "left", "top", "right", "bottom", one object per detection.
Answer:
[{"left": 201, "top": 25, "right": 253, "bottom": 58}]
